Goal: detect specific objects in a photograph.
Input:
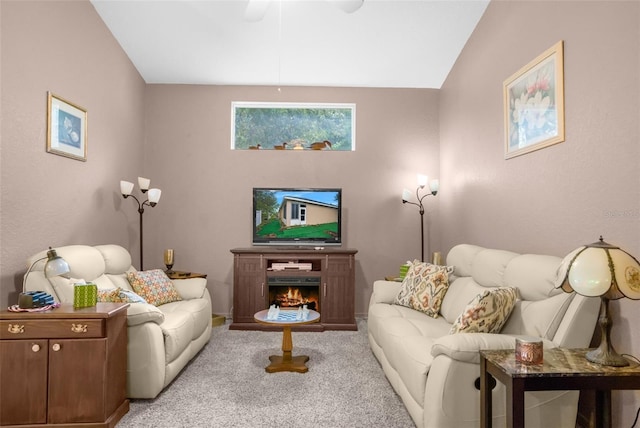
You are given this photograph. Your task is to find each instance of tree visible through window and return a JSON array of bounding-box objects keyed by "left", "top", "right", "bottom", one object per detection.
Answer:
[{"left": 232, "top": 102, "right": 355, "bottom": 151}]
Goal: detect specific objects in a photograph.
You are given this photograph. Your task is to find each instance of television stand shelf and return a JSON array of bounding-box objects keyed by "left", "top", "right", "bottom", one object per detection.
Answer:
[{"left": 230, "top": 247, "right": 358, "bottom": 331}]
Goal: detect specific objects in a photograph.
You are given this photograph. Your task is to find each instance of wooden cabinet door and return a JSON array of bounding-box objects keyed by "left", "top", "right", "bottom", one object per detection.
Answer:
[
  {"left": 321, "top": 255, "right": 355, "bottom": 326},
  {"left": 0, "top": 339, "right": 48, "bottom": 425},
  {"left": 233, "top": 254, "right": 266, "bottom": 323},
  {"left": 48, "top": 338, "right": 107, "bottom": 423}
]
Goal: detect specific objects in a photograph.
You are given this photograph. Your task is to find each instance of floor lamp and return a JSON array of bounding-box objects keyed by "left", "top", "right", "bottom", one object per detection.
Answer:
[
  {"left": 120, "top": 177, "right": 162, "bottom": 270},
  {"left": 402, "top": 174, "right": 439, "bottom": 262}
]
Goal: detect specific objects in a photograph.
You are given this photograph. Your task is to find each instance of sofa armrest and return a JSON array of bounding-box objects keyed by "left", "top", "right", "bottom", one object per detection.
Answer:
[
  {"left": 431, "top": 333, "right": 556, "bottom": 364},
  {"left": 171, "top": 277, "right": 207, "bottom": 300},
  {"left": 370, "top": 280, "right": 401, "bottom": 305},
  {"left": 126, "top": 302, "right": 165, "bottom": 326}
]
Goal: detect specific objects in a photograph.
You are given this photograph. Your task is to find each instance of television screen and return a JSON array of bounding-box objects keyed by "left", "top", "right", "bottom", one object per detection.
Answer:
[{"left": 253, "top": 188, "right": 342, "bottom": 246}]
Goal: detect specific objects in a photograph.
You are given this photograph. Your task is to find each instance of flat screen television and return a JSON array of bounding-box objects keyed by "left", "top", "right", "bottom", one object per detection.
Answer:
[{"left": 252, "top": 188, "right": 342, "bottom": 246}]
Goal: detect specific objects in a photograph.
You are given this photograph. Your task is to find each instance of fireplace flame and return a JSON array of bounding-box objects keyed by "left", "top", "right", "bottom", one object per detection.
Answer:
[{"left": 271, "top": 287, "right": 319, "bottom": 311}]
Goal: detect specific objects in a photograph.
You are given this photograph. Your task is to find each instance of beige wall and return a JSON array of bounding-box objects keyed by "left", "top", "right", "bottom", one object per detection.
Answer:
[
  {"left": 0, "top": 0, "right": 146, "bottom": 307},
  {"left": 439, "top": 1, "right": 640, "bottom": 425},
  {"left": 3, "top": 0, "right": 638, "bottom": 422},
  {"left": 142, "top": 84, "right": 440, "bottom": 318}
]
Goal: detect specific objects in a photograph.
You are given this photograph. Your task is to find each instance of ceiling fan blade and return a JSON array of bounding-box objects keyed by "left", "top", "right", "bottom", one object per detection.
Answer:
[
  {"left": 328, "top": 0, "right": 364, "bottom": 14},
  {"left": 244, "top": 0, "right": 272, "bottom": 22}
]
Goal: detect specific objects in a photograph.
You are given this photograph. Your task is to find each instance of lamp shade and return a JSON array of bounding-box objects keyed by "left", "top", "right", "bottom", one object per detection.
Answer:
[
  {"left": 120, "top": 180, "right": 134, "bottom": 196},
  {"left": 148, "top": 188, "right": 162, "bottom": 204},
  {"left": 138, "top": 176, "right": 151, "bottom": 191},
  {"left": 44, "top": 248, "right": 70, "bottom": 278},
  {"left": 556, "top": 237, "right": 640, "bottom": 300},
  {"left": 417, "top": 174, "right": 428, "bottom": 187}
]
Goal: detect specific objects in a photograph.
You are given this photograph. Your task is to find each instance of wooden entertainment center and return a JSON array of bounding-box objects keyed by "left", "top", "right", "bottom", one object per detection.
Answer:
[{"left": 230, "top": 247, "right": 358, "bottom": 331}]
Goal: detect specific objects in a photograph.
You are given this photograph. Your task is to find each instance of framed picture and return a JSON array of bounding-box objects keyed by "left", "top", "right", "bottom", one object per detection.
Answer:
[
  {"left": 231, "top": 102, "right": 356, "bottom": 150},
  {"left": 47, "top": 92, "right": 87, "bottom": 161},
  {"left": 504, "top": 41, "right": 564, "bottom": 159}
]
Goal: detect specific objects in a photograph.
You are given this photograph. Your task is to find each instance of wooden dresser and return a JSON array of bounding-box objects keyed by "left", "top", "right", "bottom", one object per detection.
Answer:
[{"left": 0, "top": 303, "right": 129, "bottom": 427}]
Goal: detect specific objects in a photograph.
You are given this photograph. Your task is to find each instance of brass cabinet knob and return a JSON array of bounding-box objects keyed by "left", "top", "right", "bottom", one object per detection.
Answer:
[
  {"left": 52, "top": 343, "right": 61, "bottom": 352},
  {"left": 31, "top": 344, "right": 40, "bottom": 352}
]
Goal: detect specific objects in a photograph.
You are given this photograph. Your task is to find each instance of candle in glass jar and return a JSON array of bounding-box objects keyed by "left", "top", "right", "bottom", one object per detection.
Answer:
[{"left": 164, "top": 249, "right": 174, "bottom": 266}]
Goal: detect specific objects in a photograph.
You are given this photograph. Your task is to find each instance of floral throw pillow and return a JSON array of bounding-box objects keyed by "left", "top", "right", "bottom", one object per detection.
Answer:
[
  {"left": 98, "top": 288, "right": 121, "bottom": 303},
  {"left": 449, "top": 287, "right": 518, "bottom": 334},
  {"left": 394, "top": 260, "right": 453, "bottom": 306},
  {"left": 409, "top": 267, "right": 451, "bottom": 318},
  {"left": 98, "top": 287, "right": 147, "bottom": 304},
  {"left": 126, "top": 269, "right": 182, "bottom": 306}
]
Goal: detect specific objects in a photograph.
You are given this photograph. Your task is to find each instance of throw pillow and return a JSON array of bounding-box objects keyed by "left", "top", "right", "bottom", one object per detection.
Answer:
[
  {"left": 119, "top": 288, "right": 147, "bottom": 303},
  {"left": 394, "top": 260, "right": 453, "bottom": 317},
  {"left": 449, "top": 287, "right": 518, "bottom": 334},
  {"left": 394, "top": 260, "right": 427, "bottom": 307},
  {"left": 98, "top": 287, "right": 121, "bottom": 303},
  {"left": 97, "top": 287, "right": 148, "bottom": 304},
  {"left": 409, "top": 267, "right": 451, "bottom": 318},
  {"left": 126, "top": 269, "right": 182, "bottom": 306}
]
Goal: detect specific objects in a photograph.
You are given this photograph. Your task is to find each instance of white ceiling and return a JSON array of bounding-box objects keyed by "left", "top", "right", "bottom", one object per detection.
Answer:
[{"left": 90, "top": 0, "right": 490, "bottom": 89}]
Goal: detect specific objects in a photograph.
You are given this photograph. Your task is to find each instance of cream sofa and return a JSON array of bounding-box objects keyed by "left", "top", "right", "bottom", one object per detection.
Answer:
[
  {"left": 24, "top": 244, "right": 212, "bottom": 399},
  {"left": 368, "top": 244, "right": 601, "bottom": 428}
]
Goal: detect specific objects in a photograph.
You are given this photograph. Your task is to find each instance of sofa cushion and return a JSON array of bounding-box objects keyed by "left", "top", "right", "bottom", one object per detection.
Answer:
[
  {"left": 501, "top": 291, "right": 575, "bottom": 340},
  {"left": 503, "top": 253, "right": 563, "bottom": 301},
  {"left": 95, "top": 244, "right": 133, "bottom": 274},
  {"left": 470, "top": 249, "right": 518, "bottom": 287},
  {"left": 439, "top": 277, "right": 488, "bottom": 324},
  {"left": 127, "top": 269, "right": 182, "bottom": 306},
  {"left": 106, "top": 272, "right": 136, "bottom": 292},
  {"left": 449, "top": 287, "right": 517, "bottom": 334},
  {"left": 162, "top": 298, "right": 212, "bottom": 340}
]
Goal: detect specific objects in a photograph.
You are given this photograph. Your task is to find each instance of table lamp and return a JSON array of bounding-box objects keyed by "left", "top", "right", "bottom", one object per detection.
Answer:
[
  {"left": 556, "top": 236, "right": 640, "bottom": 366},
  {"left": 20, "top": 247, "right": 70, "bottom": 308}
]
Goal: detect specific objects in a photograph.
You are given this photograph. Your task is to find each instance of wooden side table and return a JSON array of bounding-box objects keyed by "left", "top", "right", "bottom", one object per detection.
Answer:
[
  {"left": 480, "top": 348, "right": 640, "bottom": 428},
  {"left": 166, "top": 270, "right": 207, "bottom": 279}
]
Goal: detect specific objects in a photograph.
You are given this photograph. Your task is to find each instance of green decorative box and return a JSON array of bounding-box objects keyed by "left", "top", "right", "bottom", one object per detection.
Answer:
[
  {"left": 73, "top": 283, "right": 97, "bottom": 308},
  {"left": 399, "top": 264, "right": 410, "bottom": 279}
]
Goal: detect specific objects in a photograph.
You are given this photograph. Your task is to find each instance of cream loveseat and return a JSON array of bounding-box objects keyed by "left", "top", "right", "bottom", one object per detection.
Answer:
[
  {"left": 368, "top": 244, "right": 601, "bottom": 428},
  {"left": 24, "top": 244, "right": 212, "bottom": 399}
]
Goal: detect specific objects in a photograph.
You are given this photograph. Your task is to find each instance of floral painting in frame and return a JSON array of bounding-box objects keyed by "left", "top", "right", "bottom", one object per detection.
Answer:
[{"left": 504, "top": 41, "right": 565, "bottom": 159}]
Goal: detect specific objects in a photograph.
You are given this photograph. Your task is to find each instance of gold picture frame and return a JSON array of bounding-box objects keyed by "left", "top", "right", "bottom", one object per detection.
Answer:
[
  {"left": 504, "top": 41, "right": 564, "bottom": 159},
  {"left": 47, "top": 92, "right": 87, "bottom": 161}
]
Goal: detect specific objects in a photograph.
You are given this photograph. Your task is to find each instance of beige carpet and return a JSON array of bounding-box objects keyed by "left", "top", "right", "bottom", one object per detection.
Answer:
[{"left": 118, "top": 319, "right": 415, "bottom": 427}]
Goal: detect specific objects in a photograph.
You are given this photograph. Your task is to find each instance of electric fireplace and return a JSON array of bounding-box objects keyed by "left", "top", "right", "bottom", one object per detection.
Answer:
[{"left": 267, "top": 276, "right": 320, "bottom": 312}]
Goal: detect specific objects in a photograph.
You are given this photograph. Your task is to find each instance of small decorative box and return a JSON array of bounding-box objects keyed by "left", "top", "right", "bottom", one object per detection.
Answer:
[
  {"left": 73, "top": 283, "right": 97, "bottom": 308},
  {"left": 399, "top": 264, "right": 410, "bottom": 279},
  {"left": 516, "top": 337, "right": 543, "bottom": 365}
]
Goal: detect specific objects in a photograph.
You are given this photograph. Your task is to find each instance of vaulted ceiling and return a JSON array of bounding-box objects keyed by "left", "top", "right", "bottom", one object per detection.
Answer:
[{"left": 91, "top": 0, "right": 490, "bottom": 89}]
